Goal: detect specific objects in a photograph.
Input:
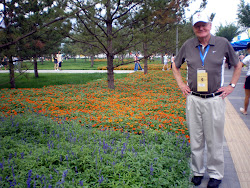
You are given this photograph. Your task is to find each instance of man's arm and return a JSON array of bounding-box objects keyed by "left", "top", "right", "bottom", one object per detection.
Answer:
[
  {"left": 230, "top": 61, "right": 243, "bottom": 84},
  {"left": 172, "top": 62, "right": 190, "bottom": 97},
  {"left": 217, "top": 61, "right": 243, "bottom": 99}
]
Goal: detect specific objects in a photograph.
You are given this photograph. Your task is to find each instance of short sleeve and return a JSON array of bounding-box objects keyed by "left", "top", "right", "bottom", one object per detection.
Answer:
[
  {"left": 225, "top": 40, "right": 239, "bottom": 66},
  {"left": 174, "top": 42, "right": 187, "bottom": 68}
]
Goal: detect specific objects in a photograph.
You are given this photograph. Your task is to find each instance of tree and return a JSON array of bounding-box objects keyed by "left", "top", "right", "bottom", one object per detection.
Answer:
[
  {"left": 215, "top": 23, "right": 241, "bottom": 42},
  {"left": 237, "top": 0, "right": 250, "bottom": 28},
  {"left": 19, "top": 14, "right": 71, "bottom": 77},
  {"left": 69, "top": 0, "right": 193, "bottom": 89},
  {"left": 0, "top": 0, "right": 70, "bottom": 87}
]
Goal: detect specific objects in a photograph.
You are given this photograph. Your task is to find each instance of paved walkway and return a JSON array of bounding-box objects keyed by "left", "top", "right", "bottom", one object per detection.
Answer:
[
  {"left": 0, "top": 69, "right": 135, "bottom": 74},
  {"left": 1, "top": 68, "right": 249, "bottom": 188},
  {"left": 223, "top": 68, "right": 250, "bottom": 188}
]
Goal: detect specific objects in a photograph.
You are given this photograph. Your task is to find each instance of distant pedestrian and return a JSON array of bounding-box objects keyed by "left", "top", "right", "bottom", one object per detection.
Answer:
[
  {"left": 134, "top": 53, "right": 142, "bottom": 71},
  {"left": 56, "top": 51, "right": 63, "bottom": 71},
  {"left": 53, "top": 53, "right": 58, "bottom": 71},
  {"left": 162, "top": 53, "right": 169, "bottom": 71},
  {"left": 170, "top": 53, "right": 175, "bottom": 70},
  {"left": 240, "top": 43, "right": 250, "bottom": 115},
  {"left": 1, "top": 56, "right": 8, "bottom": 70}
]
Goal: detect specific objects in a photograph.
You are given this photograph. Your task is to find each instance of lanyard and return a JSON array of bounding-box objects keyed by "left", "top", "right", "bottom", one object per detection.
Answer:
[{"left": 198, "top": 45, "right": 210, "bottom": 67}]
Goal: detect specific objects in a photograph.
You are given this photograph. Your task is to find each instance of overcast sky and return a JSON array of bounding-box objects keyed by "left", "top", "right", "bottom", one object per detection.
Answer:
[{"left": 185, "top": 0, "right": 249, "bottom": 39}]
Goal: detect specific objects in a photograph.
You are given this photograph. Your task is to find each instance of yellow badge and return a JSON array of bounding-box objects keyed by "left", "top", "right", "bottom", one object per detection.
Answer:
[{"left": 197, "top": 69, "right": 208, "bottom": 92}]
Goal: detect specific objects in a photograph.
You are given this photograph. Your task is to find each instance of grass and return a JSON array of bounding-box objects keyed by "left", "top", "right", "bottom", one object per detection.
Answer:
[
  {"left": 0, "top": 73, "right": 128, "bottom": 89},
  {"left": 0, "top": 59, "right": 169, "bottom": 89},
  {"left": 19, "top": 59, "right": 129, "bottom": 70},
  {"left": 9, "top": 58, "right": 162, "bottom": 70}
]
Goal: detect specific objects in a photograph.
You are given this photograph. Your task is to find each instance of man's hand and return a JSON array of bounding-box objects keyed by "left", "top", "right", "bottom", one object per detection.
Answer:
[
  {"left": 180, "top": 83, "right": 191, "bottom": 97},
  {"left": 217, "top": 61, "right": 241, "bottom": 99},
  {"left": 217, "top": 85, "right": 234, "bottom": 99},
  {"left": 172, "top": 62, "right": 190, "bottom": 97}
]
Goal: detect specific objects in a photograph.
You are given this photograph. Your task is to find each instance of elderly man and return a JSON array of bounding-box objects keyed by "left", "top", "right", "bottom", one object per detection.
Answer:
[{"left": 172, "top": 13, "right": 242, "bottom": 188}]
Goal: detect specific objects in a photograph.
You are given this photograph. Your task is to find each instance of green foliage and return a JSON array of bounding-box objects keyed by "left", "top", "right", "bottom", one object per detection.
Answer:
[
  {"left": 0, "top": 72, "right": 128, "bottom": 89},
  {"left": 0, "top": 113, "right": 191, "bottom": 187},
  {"left": 215, "top": 23, "right": 241, "bottom": 42},
  {"left": 0, "top": 0, "right": 70, "bottom": 57},
  {"left": 0, "top": 73, "right": 102, "bottom": 89},
  {"left": 237, "top": 0, "right": 250, "bottom": 27}
]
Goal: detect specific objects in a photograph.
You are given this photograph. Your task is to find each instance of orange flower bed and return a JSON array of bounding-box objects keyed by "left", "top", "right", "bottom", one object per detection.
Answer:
[
  {"left": 0, "top": 70, "right": 189, "bottom": 140},
  {"left": 98, "top": 63, "right": 187, "bottom": 70}
]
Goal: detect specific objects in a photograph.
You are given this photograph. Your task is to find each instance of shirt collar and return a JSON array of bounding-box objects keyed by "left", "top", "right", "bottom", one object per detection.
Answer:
[{"left": 195, "top": 34, "right": 215, "bottom": 48}]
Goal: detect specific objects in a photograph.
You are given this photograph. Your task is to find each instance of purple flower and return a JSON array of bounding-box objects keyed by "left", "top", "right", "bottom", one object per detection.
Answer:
[
  {"left": 27, "top": 170, "right": 32, "bottom": 188},
  {"left": 20, "top": 152, "right": 24, "bottom": 159},
  {"left": 0, "top": 163, "right": 3, "bottom": 170},
  {"left": 150, "top": 163, "right": 154, "bottom": 176},
  {"left": 79, "top": 180, "right": 83, "bottom": 186},
  {"left": 98, "top": 175, "right": 104, "bottom": 184}
]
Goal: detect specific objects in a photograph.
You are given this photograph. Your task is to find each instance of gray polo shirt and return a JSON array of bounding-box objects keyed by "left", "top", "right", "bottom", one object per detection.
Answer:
[{"left": 175, "top": 35, "right": 239, "bottom": 94}]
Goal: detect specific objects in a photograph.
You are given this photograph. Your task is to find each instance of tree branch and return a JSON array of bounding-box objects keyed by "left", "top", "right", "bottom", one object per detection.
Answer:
[
  {"left": 76, "top": 13, "right": 108, "bottom": 53},
  {"left": 67, "top": 35, "right": 106, "bottom": 54}
]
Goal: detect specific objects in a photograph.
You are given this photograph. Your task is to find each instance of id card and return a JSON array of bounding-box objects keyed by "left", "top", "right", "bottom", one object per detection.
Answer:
[{"left": 197, "top": 69, "right": 208, "bottom": 92}]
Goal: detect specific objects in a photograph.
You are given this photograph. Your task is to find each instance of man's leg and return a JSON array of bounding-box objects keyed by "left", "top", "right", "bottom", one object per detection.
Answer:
[
  {"left": 186, "top": 95, "right": 206, "bottom": 176},
  {"left": 203, "top": 96, "right": 225, "bottom": 180}
]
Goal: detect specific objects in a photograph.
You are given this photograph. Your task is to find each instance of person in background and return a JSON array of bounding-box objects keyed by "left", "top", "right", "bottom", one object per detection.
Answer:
[
  {"left": 54, "top": 53, "right": 58, "bottom": 71},
  {"left": 172, "top": 12, "right": 242, "bottom": 188},
  {"left": 56, "top": 51, "right": 62, "bottom": 71},
  {"left": 162, "top": 53, "right": 169, "bottom": 71},
  {"left": 240, "top": 43, "right": 250, "bottom": 115},
  {"left": 1, "top": 56, "right": 8, "bottom": 70},
  {"left": 170, "top": 53, "right": 175, "bottom": 70},
  {"left": 134, "top": 53, "right": 142, "bottom": 71}
]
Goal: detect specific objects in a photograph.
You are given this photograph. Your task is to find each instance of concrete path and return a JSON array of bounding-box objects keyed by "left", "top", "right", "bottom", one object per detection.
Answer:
[
  {"left": 0, "top": 69, "right": 135, "bottom": 74},
  {"left": 223, "top": 68, "right": 250, "bottom": 188}
]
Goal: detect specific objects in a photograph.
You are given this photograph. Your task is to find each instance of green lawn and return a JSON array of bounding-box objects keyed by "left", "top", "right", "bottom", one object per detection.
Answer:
[
  {"left": 0, "top": 73, "right": 128, "bottom": 89},
  {"left": 21, "top": 59, "right": 108, "bottom": 70},
  {"left": 19, "top": 58, "right": 161, "bottom": 70},
  {"left": 0, "top": 58, "right": 162, "bottom": 89}
]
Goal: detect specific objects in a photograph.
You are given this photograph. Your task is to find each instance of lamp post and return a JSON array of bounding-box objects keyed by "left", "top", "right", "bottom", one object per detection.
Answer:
[{"left": 176, "top": 26, "right": 179, "bottom": 55}]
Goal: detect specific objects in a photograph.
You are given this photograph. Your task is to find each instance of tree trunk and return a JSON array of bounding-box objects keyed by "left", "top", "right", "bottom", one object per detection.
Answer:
[
  {"left": 91, "top": 55, "right": 94, "bottom": 67},
  {"left": 106, "top": 0, "right": 115, "bottom": 89},
  {"left": 161, "top": 54, "right": 164, "bottom": 64},
  {"left": 34, "top": 57, "right": 39, "bottom": 78},
  {"left": 107, "top": 54, "right": 114, "bottom": 89},
  {"left": 121, "top": 54, "right": 124, "bottom": 64},
  {"left": 9, "top": 56, "right": 15, "bottom": 88},
  {"left": 143, "top": 42, "right": 148, "bottom": 74}
]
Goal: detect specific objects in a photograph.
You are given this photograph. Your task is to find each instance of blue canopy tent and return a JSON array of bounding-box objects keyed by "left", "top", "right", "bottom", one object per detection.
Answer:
[{"left": 231, "top": 38, "right": 250, "bottom": 51}]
